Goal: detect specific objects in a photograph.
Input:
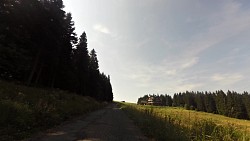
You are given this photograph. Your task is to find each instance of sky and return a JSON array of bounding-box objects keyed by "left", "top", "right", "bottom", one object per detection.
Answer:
[{"left": 63, "top": 0, "right": 250, "bottom": 103}]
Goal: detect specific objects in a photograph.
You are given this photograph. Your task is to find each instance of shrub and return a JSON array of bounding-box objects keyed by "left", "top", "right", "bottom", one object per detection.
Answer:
[{"left": 0, "top": 100, "right": 34, "bottom": 140}]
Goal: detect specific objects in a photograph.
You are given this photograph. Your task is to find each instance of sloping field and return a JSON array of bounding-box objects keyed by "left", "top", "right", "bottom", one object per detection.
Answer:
[
  {"left": 0, "top": 81, "right": 103, "bottom": 141},
  {"left": 121, "top": 102, "right": 250, "bottom": 141},
  {"left": 152, "top": 106, "right": 250, "bottom": 132}
]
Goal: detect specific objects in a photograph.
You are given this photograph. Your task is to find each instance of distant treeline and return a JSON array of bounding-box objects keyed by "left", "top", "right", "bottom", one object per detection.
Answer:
[
  {"left": 138, "top": 90, "right": 250, "bottom": 120},
  {"left": 0, "top": 0, "right": 113, "bottom": 101}
]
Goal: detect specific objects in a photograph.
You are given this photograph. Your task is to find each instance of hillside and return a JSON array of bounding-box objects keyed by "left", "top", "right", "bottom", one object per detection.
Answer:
[
  {"left": 0, "top": 81, "right": 104, "bottom": 141},
  {"left": 121, "top": 102, "right": 250, "bottom": 141}
]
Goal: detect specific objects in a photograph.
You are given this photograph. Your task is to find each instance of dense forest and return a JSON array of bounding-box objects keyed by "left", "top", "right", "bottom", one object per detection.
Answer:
[
  {"left": 0, "top": 0, "right": 113, "bottom": 102},
  {"left": 138, "top": 90, "right": 250, "bottom": 120}
]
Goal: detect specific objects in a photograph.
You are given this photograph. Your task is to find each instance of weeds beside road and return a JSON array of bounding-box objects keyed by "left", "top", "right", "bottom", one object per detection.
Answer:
[{"left": 0, "top": 81, "right": 103, "bottom": 141}]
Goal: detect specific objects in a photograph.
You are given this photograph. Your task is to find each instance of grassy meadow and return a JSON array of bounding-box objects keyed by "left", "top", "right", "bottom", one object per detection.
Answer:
[
  {"left": 120, "top": 102, "right": 250, "bottom": 141},
  {"left": 0, "top": 81, "right": 104, "bottom": 141}
]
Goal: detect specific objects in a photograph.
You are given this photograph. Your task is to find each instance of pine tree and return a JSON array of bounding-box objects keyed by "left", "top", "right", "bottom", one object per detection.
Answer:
[
  {"left": 242, "top": 92, "right": 250, "bottom": 119},
  {"left": 186, "top": 91, "right": 196, "bottom": 110},
  {"left": 226, "top": 90, "right": 234, "bottom": 117},
  {"left": 0, "top": 0, "right": 38, "bottom": 81},
  {"left": 89, "top": 49, "right": 100, "bottom": 99},
  {"left": 73, "top": 32, "right": 89, "bottom": 95},
  {"left": 159, "top": 94, "right": 166, "bottom": 106},
  {"left": 215, "top": 90, "right": 227, "bottom": 115},
  {"left": 26, "top": 0, "right": 67, "bottom": 87},
  {"left": 53, "top": 12, "right": 77, "bottom": 91},
  {"left": 204, "top": 92, "right": 216, "bottom": 113},
  {"left": 166, "top": 95, "right": 173, "bottom": 106},
  {"left": 106, "top": 75, "right": 113, "bottom": 102},
  {"left": 195, "top": 92, "right": 205, "bottom": 111},
  {"left": 229, "top": 91, "right": 247, "bottom": 119},
  {"left": 98, "top": 73, "right": 113, "bottom": 101}
]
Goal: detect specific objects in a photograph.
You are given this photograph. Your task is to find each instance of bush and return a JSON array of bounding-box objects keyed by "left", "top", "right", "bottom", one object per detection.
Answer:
[{"left": 0, "top": 100, "right": 35, "bottom": 140}]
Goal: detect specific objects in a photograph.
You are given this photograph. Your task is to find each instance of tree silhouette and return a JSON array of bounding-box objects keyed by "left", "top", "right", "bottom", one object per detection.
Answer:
[
  {"left": 73, "top": 32, "right": 89, "bottom": 95},
  {"left": 0, "top": 0, "right": 113, "bottom": 102}
]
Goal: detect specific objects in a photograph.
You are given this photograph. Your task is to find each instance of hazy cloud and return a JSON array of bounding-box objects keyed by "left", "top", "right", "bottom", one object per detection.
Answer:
[
  {"left": 180, "top": 1, "right": 250, "bottom": 58},
  {"left": 181, "top": 57, "right": 199, "bottom": 69},
  {"left": 93, "top": 24, "right": 110, "bottom": 34},
  {"left": 211, "top": 73, "right": 243, "bottom": 85}
]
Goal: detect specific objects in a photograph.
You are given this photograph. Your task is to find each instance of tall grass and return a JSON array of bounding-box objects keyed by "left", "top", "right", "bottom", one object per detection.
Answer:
[
  {"left": 0, "top": 81, "right": 103, "bottom": 141},
  {"left": 121, "top": 103, "right": 250, "bottom": 141}
]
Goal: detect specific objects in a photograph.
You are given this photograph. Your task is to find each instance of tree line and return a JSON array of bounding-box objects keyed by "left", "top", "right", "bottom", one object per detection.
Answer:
[
  {"left": 138, "top": 90, "right": 250, "bottom": 120},
  {"left": 0, "top": 0, "right": 113, "bottom": 102}
]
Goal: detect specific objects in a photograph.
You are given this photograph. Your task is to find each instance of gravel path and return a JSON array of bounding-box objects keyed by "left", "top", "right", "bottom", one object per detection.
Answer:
[{"left": 29, "top": 103, "right": 148, "bottom": 141}]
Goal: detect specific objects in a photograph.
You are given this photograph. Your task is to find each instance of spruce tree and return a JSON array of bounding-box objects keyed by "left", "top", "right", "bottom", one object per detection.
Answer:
[
  {"left": 89, "top": 49, "right": 100, "bottom": 99},
  {"left": 73, "top": 32, "right": 89, "bottom": 95},
  {"left": 215, "top": 90, "right": 227, "bottom": 115}
]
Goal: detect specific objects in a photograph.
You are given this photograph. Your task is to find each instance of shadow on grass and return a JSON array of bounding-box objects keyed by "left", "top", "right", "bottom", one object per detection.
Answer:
[{"left": 0, "top": 81, "right": 103, "bottom": 141}]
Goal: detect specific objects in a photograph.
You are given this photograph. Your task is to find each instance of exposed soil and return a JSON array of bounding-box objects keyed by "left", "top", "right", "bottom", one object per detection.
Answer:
[{"left": 28, "top": 103, "right": 148, "bottom": 141}]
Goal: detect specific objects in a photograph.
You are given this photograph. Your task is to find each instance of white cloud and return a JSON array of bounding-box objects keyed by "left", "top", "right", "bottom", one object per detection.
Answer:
[
  {"left": 119, "top": 56, "right": 201, "bottom": 94},
  {"left": 93, "top": 24, "right": 110, "bottom": 34},
  {"left": 181, "top": 57, "right": 199, "bottom": 69},
  {"left": 165, "top": 69, "right": 176, "bottom": 76},
  {"left": 175, "top": 83, "right": 204, "bottom": 92},
  {"left": 211, "top": 73, "right": 243, "bottom": 85}
]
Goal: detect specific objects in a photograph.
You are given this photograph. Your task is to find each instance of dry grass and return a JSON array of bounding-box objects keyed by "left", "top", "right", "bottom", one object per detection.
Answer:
[
  {"left": 155, "top": 106, "right": 250, "bottom": 133},
  {"left": 121, "top": 102, "right": 250, "bottom": 141}
]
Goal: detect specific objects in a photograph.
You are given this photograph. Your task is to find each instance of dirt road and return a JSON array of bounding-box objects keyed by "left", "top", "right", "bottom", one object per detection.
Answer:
[{"left": 29, "top": 103, "right": 148, "bottom": 141}]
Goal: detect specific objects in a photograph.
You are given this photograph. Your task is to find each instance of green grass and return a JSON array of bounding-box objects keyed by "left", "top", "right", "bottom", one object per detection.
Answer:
[
  {"left": 120, "top": 102, "right": 250, "bottom": 141},
  {"left": 0, "top": 80, "right": 104, "bottom": 141}
]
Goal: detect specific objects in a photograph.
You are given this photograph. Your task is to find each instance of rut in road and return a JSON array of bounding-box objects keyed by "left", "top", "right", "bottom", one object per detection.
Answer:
[{"left": 29, "top": 103, "right": 149, "bottom": 141}]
